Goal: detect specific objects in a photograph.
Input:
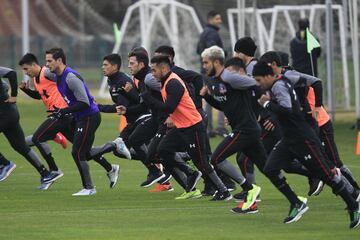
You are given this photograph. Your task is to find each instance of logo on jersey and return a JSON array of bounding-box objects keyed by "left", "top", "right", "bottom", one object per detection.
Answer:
[
  {"left": 219, "top": 83, "right": 227, "bottom": 94},
  {"left": 63, "top": 96, "right": 70, "bottom": 104},
  {"left": 304, "top": 154, "right": 312, "bottom": 160},
  {"left": 189, "top": 144, "right": 196, "bottom": 148},
  {"left": 77, "top": 128, "right": 83, "bottom": 132}
]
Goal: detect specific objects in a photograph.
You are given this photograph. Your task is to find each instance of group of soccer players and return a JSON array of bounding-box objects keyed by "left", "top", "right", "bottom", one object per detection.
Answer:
[{"left": 0, "top": 36, "right": 360, "bottom": 228}]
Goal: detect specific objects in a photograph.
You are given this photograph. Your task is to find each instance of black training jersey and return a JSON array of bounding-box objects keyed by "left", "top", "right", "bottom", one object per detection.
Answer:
[
  {"left": 204, "top": 69, "right": 260, "bottom": 132},
  {"left": 282, "top": 67, "right": 322, "bottom": 114},
  {"left": 99, "top": 71, "right": 146, "bottom": 123},
  {"left": 265, "top": 76, "right": 318, "bottom": 142},
  {"left": 0, "top": 67, "right": 17, "bottom": 105}
]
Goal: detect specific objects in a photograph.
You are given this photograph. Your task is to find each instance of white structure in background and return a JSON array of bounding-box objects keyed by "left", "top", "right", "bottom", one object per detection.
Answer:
[
  {"left": 227, "top": 4, "right": 350, "bottom": 110},
  {"left": 349, "top": 0, "right": 359, "bottom": 127},
  {"left": 99, "top": 0, "right": 203, "bottom": 98}
]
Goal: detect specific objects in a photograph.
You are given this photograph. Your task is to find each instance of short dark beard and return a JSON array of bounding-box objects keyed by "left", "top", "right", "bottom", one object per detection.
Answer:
[{"left": 208, "top": 66, "right": 216, "bottom": 77}]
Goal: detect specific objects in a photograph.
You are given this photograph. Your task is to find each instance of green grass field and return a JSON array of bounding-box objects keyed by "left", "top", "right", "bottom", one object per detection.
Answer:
[{"left": 1, "top": 98, "right": 360, "bottom": 240}]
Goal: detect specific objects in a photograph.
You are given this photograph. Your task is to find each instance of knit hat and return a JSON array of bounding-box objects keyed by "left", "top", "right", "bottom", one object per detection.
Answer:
[{"left": 234, "top": 37, "right": 257, "bottom": 57}]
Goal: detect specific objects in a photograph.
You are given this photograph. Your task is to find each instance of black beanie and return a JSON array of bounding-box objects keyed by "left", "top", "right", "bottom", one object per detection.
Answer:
[
  {"left": 234, "top": 37, "right": 257, "bottom": 57},
  {"left": 298, "top": 18, "right": 309, "bottom": 31}
]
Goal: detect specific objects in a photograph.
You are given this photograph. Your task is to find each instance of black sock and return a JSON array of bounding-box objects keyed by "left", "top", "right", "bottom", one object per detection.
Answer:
[
  {"left": 0, "top": 153, "right": 10, "bottom": 166},
  {"left": 338, "top": 188, "right": 358, "bottom": 211},
  {"left": 94, "top": 156, "right": 112, "bottom": 172},
  {"left": 240, "top": 180, "right": 253, "bottom": 191},
  {"left": 278, "top": 183, "right": 302, "bottom": 206},
  {"left": 44, "top": 153, "right": 58, "bottom": 172},
  {"left": 39, "top": 165, "right": 50, "bottom": 177}
]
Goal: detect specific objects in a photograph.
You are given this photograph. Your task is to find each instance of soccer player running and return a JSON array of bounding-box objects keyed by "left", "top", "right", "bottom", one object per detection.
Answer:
[
  {"left": 18, "top": 53, "right": 68, "bottom": 189},
  {"left": 307, "top": 87, "right": 360, "bottom": 194},
  {"left": 0, "top": 66, "right": 59, "bottom": 186},
  {"left": 116, "top": 49, "right": 169, "bottom": 187},
  {"left": 153, "top": 45, "right": 236, "bottom": 195},
  {"left": 253, "top": 61, "right": 360, "bottom": 228},
  {"left": 142, "top": 55, "right": 231, "bottom": 201},
  {"left": 201, "top": 46, "right": 309, "bottom": 214},
  {"left": 30, "top": 48, "right": 105, "bottom": 196}
]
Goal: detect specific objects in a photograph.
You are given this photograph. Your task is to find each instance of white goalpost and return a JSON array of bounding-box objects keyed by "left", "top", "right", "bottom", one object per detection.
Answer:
[
  {"left": 98, "top": 0, "right": 203, "bottom": 98},
  {"left": 227, "top": 4, "right": 351, "bottom": 110}
]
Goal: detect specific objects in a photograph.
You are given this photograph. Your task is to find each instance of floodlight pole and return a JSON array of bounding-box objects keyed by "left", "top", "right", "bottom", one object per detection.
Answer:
[{"left": 326, "top": 0, "right": 335, "bottom": 120}]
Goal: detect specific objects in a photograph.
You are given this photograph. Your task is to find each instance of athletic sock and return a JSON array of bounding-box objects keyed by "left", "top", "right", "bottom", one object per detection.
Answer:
[
  {"left": 208, "top": 171, "right": 227, "bottom": 192},
  {"left": 278, "top": 182, "right": 302, "bottom": 206},
  {"left": 93, "top": 156, "right": 112, "bottom": 172},
  {"left": 240, "top": 180, "right": 253, "bottom": 191},
  {"left": 217, "top": 159, "right": 246, "bottom": 184},
  {"left": 0, "top": 153, "right": 10, "bottom": 166},
  {"left": 246, "top": 172, "right": 256, "bottom": 185}
]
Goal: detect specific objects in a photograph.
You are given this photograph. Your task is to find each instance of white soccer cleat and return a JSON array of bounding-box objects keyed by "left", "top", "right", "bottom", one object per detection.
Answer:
[
  {"left": 107, "top": 164, "right": 120, "bottom": 188},
  {"left": 113, "top": 137, "right": 131, "bottom": 159},
  {"left": 72, "top": 188, "right": 97, "bottom": 196}
]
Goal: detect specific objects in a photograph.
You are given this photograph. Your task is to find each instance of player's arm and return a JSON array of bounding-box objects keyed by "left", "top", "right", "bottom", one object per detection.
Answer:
[
  {"left": 260, "top": 82, "right": 292, "bottom": 116},
  {"left": 141, "top": 78, "right": 183, "bottom": 114},
  {"left": 284, "top": 70, "right": 323, "bottom": 107},
  {"left": 221, "top": 69, "right": 257, "bottom": 90},
  {"left": 19, "top": 86, "right": 41, "bottom": 100},
  {"left": 62, "top": 73, "right": 90, "bottom": 113},
  {"left": 0, "top": 67, "right": 18, "bottom": 101}
]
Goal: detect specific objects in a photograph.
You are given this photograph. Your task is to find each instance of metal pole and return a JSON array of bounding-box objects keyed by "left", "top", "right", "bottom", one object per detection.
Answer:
[
  {"left": 21, "top": 0, "right": 29, "bottom": 81},
  {"left": 21, "top": 0, "right": 29, "bottom": 55},
  {"left": 352, "top": 0, "right": 360, "bottom": 129},
  {"left": 237, "top": 0, "right": 245, "bottom": 38},
  {"left": 326, "top": 0, "right": 335, "bottom": 120}
]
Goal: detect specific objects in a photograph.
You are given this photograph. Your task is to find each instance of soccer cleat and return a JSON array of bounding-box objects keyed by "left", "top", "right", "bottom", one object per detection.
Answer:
[
  {"left": 349, "top": 204, "right": 360, "bottom": 229},
  {"left": 233, "top": 190, "right": 261, "bottom": 202},
  {"left": 308, "top": 178, "right": 324, "bottom": 196},
  {"left": 37, "top": 181, "right": 54, "bottom": 190},
  {"left": 53, "top": 132, "right": 68, "bottom": 149},
  {"left": 140, "top": 172, "right": 165, "bottom": 188},
  {"left": 241, "top": 185, "right": 261, "bottom": 210},
  {"left": 201, "top": 186, "right": 216, "bottom": 197},
  {"left": 41, "top": 170, "right": 64, "bottom": 184},
  {"left": 0, "top": 161, "right": 16, "bottom": 182},
  {"left": 175, "top": 189, "right": 202, "bottom": 200},
  {"left": 149, "top": 183, "right": 174, "bottom": 192},
  {"left": 186, "top": 171, "right": 202, "bottom": 192},
  {"left": 72, "top": 188, "right": 97, "bottom": 196},
  {"left": 231, "top": 201, "right": 258, "bottom": 214},
  {"left": 158, "top": 170, "right": 172, "bottom": 185},
  {"left": 283, "top": 197, "right": 309, "bottom": 224},
  {"left": 211, "top": 190, "right": 232, "bottom": 201},
  {"left": 113, "top": 137, "right": 131, "bottom": 159},
  {"left": 107, "top": 164, "right": 120, "bottom": 188}
]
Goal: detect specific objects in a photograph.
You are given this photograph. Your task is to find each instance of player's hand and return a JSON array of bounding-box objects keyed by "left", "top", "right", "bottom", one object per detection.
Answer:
[
  {"left": 224, "top": 117, "right": 229, "bottom": 126},
  {"left": 116, "top": 105, "right": 127, "bottom": 115},
  {"left": 47, "top": 106, "right": 65, "bottom": 119},
  {"left": 19, "top": 80, "right": 29, "bottom": 89},
  {"left": 312, "top": 107, "right": 321, "bottom": 121},
  {"left": 200, "top": 86, "right": 210, "bottom": 96},
  {"left": 123, "top": 82, "right": 133, "bottom": 92},
  {"left": 5, "top": 96, "right": 17, "bottom": 103},
  {"left": 258, "top": 92, "right": 271, "bottom": 107},
  {"left": 263, "top": 118, "right": 275, "bottom": 131},
  {"left": 164, "top": 117, "right": 175, "bottom": 128}
]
